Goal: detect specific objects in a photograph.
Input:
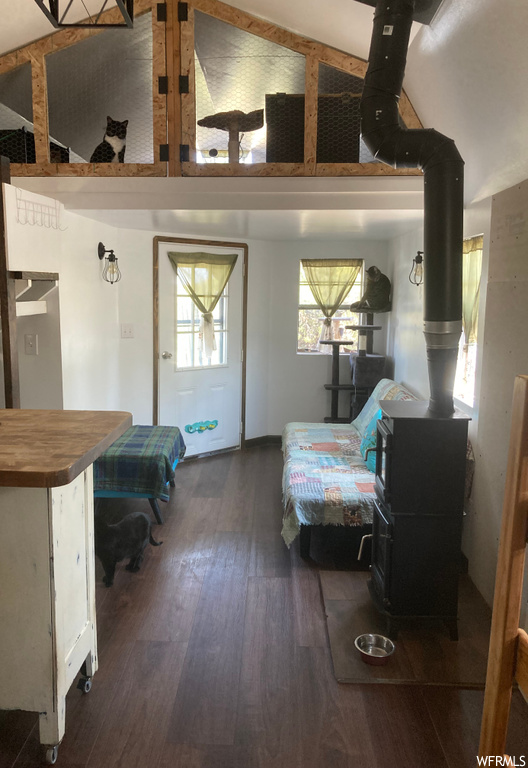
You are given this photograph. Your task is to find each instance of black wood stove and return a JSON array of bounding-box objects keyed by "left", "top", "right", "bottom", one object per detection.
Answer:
[{"left": 369, "top": 399, "right": 469, "bottom": 639}]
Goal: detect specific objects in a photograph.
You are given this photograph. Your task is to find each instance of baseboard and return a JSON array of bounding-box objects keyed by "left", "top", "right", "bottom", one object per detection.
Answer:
[{"left": 243, "top": 435, "right": 282, "bottom": 448}]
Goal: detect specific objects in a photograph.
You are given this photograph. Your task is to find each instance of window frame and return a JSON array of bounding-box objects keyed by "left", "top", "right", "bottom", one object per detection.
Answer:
[
  {"left": 453, "top": 234, "right": 484, "bottom": 410},
  {"left": 296, "top": 259, "right": 364, "bottom": 355},
  {"left": 174, "top": 272, "right": 229, "bottom": 371}
]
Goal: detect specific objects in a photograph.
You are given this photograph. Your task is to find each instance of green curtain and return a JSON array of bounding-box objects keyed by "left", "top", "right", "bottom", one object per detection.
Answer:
[
  {"left": 462, "top": 236, "right": 483, "bottom": 345},
  {"left": 168, "top": 252, "right": 238, "bottom": 358},
  {"left": 301, "top": 258, "right": 362, "bottom": 346}
]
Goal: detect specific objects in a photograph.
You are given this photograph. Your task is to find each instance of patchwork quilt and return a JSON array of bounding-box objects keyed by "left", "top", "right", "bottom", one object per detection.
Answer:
[{"left": 281, "top": 378, "right": 417, "bottom": 547}]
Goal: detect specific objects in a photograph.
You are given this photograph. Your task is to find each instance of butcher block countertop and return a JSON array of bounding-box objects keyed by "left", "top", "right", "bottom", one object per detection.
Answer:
[{"left": 0, "top": 409, "right": 132, "bottom": 488}]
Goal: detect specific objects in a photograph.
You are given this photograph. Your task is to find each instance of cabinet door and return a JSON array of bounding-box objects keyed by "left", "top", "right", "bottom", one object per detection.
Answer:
[
  {"left": 0, "top": 486, "right": 54, "bottom": 712},
  {"left": 51, "top": 467, "right": 97, "bottom": 694},
  {"left": 371, "top": 500, "right": 393, "bottom": 608}
]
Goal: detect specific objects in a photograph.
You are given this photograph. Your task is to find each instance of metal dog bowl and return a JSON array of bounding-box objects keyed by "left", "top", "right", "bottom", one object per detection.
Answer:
[{"left": 354, "top": 633, "right": 395, "bottom": 666}]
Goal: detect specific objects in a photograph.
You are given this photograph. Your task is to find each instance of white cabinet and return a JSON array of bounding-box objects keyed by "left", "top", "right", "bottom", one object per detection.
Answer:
[
  {"left": 0, "top": 406, "right": 131, "bottom": 764},
  {"left": 0, "top": 467, "right": 97, "bottom": 761}
]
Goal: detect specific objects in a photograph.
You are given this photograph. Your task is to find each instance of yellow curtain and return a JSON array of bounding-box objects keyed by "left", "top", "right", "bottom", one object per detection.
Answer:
[
  {"left": 462, "top": 235, "right": 483, "bottom": 345},
  {"left": 301, "top": 258, "right": 362, "bottom": 347},
  {"left": 168, "top": 252, "right": 238, "bottom": 358}
]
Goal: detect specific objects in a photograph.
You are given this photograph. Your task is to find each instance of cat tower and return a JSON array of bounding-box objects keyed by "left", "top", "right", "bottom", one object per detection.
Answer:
[
  {"left": 347, "top": 266, "right": 391, "bottom": 419},
  {"left": 321, "top": 267, "right": 390, "bottom": 423},
  {"left": 197, "top": 108, "right": 264, "bottom": 163}
]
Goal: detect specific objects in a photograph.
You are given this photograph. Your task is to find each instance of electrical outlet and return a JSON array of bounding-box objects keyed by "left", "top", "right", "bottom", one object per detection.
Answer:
[
  {"left": 24, "top": 333, "right": 38, "bottom": 355},
  {"left": 121, "top": 323, "right": 134, "bottom": 339}
]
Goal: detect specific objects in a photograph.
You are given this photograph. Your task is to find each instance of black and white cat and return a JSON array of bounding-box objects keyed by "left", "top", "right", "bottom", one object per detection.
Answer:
[
  {"left": 95, "top": 510, "right": 161, "bottom": 587},
  {"left": 90, "top": 116, "right": 128, "bottom": 163}
]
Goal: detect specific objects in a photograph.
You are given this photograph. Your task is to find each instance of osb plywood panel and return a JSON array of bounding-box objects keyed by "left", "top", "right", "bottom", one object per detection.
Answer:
[
  {"left": 315, "top": 163, "right": 423, "bottom": 176},
  {"left": 152, "top": 8, "right": 168, "bottom": 153},
  {"left": 10, "top": 162, "right": 166, "bottom": 177},
  {"left": 181, "top": 162, "right": 306, "bottom": 176},
  {"left": 28, "top": 53, "right": 49, "bottom": 164},
  {"left": 166, "top": 0, "right": 181, "bottom": 176},
  {"left": 399, "top": 92, "right": 423, "bottom": 129},
  {"left": 183, "top": 162, "right": 422, "bottom": 177},
  {"left": 180, "top": 5, "right": 196, "bottom": 162},
  {"left": 304, "top": 57, "right": 318, "bottom": 174}
]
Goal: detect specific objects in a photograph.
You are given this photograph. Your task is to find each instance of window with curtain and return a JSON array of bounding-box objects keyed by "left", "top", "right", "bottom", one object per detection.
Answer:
[
  {"left": 297, "top": 259, "right": 363, "bottom": 354},
  {"left": 167, "top": 252, "right": 238, "bottom": 368},
  {"left": 454, "top": 235, "right": 483, "bottom": 406}
]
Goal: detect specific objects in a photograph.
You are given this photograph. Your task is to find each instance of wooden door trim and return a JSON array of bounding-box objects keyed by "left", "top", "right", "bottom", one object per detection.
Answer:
[
  {"left": 153, "top": 235, "right": 248, "bottom": 448},
  {"left": 0, "top": 162, "right": 21, "bottom": 409}
]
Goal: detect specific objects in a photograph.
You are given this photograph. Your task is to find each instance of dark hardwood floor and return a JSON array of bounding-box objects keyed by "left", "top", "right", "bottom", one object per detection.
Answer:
[{"left": 1, "top": 446, "right": 527, "bottom": 767}]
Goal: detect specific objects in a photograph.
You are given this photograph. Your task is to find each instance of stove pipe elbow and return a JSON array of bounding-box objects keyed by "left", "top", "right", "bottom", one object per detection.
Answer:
[{"left": 361, "top": 0, "right": 464, "bottom": 416}]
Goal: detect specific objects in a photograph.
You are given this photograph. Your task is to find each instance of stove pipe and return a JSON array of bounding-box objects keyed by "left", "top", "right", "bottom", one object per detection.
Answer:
[{"left": 361, "top": 0, "right": 464, "bottom": 416}]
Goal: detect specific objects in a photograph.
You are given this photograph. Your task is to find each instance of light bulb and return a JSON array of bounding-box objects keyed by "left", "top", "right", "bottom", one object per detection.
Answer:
[{"left": 102, "top": 256, "right": 121, "bottom": 284}]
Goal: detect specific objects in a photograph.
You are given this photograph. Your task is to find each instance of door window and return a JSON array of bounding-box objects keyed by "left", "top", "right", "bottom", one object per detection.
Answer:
[{"left": 175, "top": 275, "right": 228, "bottom": 369}]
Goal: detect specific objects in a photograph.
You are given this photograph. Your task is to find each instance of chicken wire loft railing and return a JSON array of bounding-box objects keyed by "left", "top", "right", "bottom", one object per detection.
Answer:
[{"left": 0, "top": 0, "right": 423, "bottom": 178}]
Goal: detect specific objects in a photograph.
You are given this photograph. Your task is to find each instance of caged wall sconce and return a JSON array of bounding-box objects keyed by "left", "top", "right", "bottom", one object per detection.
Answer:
[
  {"left": 33, "top": 0, "right": 134, "bottom": 29},
  {"left": 98, "top": 242, "right": 122, "bottom": 285},
  {"left": 409, "top": 250, "right": 424, "bottom": 286}
]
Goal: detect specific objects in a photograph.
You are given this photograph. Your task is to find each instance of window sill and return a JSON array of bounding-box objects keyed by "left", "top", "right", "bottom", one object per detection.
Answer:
[{"left": 453, "top": 397, "right": 474, "bottom": 416}]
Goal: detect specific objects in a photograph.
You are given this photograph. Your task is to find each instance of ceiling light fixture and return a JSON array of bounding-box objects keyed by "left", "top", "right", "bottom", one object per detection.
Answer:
[
  {"left": 98, "top": 242, "right": 122, "bottom": 284},
  {"left": 33, "top": 0, "right": 134, "bottom": 29}
]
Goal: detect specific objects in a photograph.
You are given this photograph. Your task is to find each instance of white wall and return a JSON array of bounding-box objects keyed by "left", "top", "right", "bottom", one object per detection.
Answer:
[
  {"left": 463, "top": 182, "right": 528, "bottom": 615},
  {"left": 111, "top": 227, "right": 389, "bottom": 435},
  {"left": 16, "top": 287, "right": 63, "bottom": 409},
  {"left": 387, "top": 225, "right": 428, "bottom": 399},
  {"left": 264, "top": 239, "right": 389, "bottom": 434},
  {"left": 406, "top": 0, "right": 528, "bottom": 205},
  {"left": 58, "top": 210, "right": 121, "bottom": 411},
  {"left": 4, "top": 185, "right": 121, "bottom": 413},
  {"left": 112, "top": 227, "right": 154, "bottom": 424}
]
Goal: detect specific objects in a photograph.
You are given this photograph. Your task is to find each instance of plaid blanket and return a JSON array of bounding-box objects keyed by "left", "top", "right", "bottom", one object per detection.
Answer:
[{"left": 93, "top": 425, "right": 186, "bottom": 502}]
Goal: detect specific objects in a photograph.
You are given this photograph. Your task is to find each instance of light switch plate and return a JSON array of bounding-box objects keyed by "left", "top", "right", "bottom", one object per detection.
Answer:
[
  {"left": 121, "top": 323, "right": 134, "bottom": 338},
  {"left": 24, "top": 333, "right": 38, "bottom": 355}
]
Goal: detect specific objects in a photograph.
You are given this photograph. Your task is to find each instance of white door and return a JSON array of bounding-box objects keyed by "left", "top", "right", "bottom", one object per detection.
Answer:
[{"left": 158, "top": 242, "right": 244, "bottom": 457}]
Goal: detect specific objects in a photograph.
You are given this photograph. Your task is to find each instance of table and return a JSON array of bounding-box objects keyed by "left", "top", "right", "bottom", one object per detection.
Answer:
[{"left": 93, "top": 425, "right": 186, "bottom": 524}]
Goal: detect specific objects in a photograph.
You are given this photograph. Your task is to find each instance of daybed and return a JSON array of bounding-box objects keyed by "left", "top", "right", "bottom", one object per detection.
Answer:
[{"left": 281, "top": 378, "right": 417, "bottom": 555}]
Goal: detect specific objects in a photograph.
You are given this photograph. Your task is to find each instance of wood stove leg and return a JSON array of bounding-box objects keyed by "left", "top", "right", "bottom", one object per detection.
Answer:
[{"left": 299, "top": 525, "right": 311, "bottom": 559}]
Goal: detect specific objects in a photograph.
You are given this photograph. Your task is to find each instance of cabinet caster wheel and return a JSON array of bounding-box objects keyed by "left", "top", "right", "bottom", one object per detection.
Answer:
[
  {"left": 76, "top": 676, "right": 92, "bottom": 694},
  {"left": 44, "top": 745, "right": 58, "bottom": 764}
]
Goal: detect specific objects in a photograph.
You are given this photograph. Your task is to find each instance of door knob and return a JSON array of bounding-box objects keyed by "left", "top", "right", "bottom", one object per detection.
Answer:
[{"left": 161, "top": 351, "right": 173, "bottom": 359}]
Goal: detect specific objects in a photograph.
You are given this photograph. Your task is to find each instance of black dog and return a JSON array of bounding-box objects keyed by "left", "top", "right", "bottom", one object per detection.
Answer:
[{"left": 95, "top": 510, "right": 162, "bottom": 587}]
